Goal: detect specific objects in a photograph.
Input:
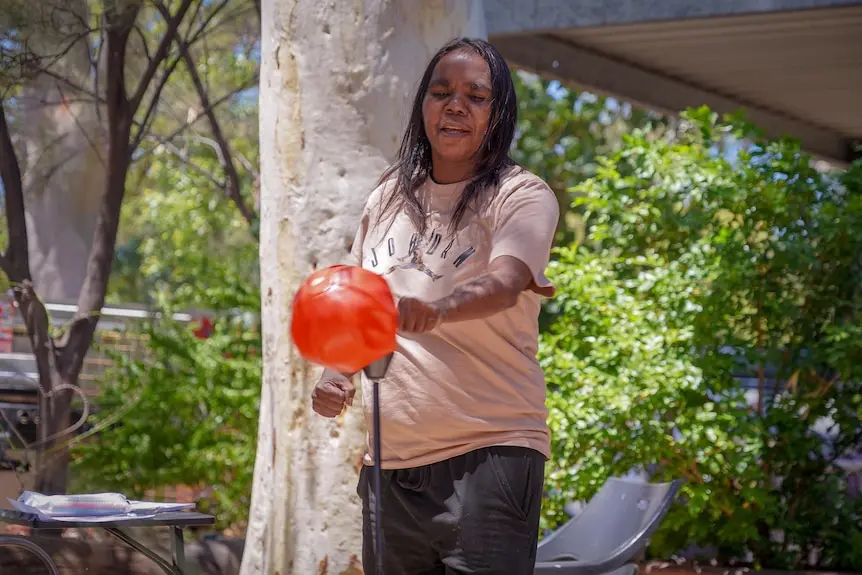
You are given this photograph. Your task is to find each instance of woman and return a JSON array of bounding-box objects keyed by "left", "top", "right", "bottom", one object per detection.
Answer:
[{"left": 311, "top": 38, "right": 559, "bottom": 574}]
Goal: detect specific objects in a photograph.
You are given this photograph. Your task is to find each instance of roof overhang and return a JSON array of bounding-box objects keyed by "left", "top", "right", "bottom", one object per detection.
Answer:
[{"left": 486, "top": 0, "right": 862, "bottom": 165}]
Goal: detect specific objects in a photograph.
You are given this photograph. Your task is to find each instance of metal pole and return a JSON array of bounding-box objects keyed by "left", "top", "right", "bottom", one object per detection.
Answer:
[
  {"left": 372, "top": 378, "right": 384, "bottom": 575},
  {"left": 363, "top": 352, "right": 392, "bottom": 575}
]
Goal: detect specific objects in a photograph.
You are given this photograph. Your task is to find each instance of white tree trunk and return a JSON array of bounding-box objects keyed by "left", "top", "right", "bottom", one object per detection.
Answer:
[
  {"left": 16, "top": 0, "right": 106, "bottom": 302},
  {"left": 243, "top": 1, "right": 485, "bottom": 573}
]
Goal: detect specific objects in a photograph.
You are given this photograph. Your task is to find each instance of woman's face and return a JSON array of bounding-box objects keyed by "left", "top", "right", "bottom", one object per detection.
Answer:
[{"left": 422, "top": 50, "right": 493, "bottom": 183}]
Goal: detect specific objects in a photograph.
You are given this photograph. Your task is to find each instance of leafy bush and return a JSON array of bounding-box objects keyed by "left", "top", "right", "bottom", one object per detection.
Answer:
[
  {"left": 79, "top": 137, "right": 262, "bottom": 531},
  {"left": 541, "top": 107, "right": 862, "bottom": 570},
  {"left": 70, "top": 312, "right": 261, "bottom": 531}
]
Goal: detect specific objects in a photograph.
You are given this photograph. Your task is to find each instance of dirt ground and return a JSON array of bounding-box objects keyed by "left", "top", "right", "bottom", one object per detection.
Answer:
[{"left": 0, "top": 534, "right": 244, "bottom": 574}]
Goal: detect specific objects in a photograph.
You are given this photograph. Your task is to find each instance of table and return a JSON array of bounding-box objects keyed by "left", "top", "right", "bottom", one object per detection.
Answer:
[{"left": 0, "top": 508, "right": 215, "bottom": 574}]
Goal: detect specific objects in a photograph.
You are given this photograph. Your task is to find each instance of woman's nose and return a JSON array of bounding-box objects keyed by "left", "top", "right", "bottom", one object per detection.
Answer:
[{"left": 444, "top": 93, "right": 467, "bottom": 115}]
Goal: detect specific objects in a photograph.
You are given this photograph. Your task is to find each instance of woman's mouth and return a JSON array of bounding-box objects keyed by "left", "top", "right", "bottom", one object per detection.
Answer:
[{"left": 439, "top": 124, "right": 471, "bottom": 137}]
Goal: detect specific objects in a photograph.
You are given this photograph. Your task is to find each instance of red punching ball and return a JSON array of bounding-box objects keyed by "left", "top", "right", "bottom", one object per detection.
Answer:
[{"left": 291, "top": 265, "right": 398, "bottom": 373}]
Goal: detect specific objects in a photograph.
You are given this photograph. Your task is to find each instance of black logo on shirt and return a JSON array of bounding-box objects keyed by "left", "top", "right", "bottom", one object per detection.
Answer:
[{"left": 369, "top": 231, "right": 475, "bottom": 282}]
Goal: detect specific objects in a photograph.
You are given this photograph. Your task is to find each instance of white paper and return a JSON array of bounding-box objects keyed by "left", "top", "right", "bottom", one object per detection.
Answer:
[
  {"left": 8, "top": 492, "right": 196, "bottom": 523},
  {"left": 128, "top": 500, "right": 196, "bottom": 513}
]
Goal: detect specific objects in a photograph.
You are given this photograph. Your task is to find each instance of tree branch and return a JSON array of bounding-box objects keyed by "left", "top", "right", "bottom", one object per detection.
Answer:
[
  {"left": 18, "top": 29, "right": 94, "bottom": 79},
  {"left": 132, "top": 23, "right": 153, "bottom": 67},
  {"left": 37, "top": 67, "right": 105, "bottom": 104},
  {"left": 130, "top": 54, "right": 184, "bottom": 151},
  {"left": 129, "top": 0, "right": 236, "bottom": 152},
  {"left": 94, "top": 24, "right": 105, "bottom": 123},
  {"left": 56, "top": 4, "right": 142, "bottom": 377},
  {"left": 156, "top": 138, "right": 226, "bottom": 189},
  {"left": 128, "top": 0, "right": 194, "bottom": 112},
  {"left": 184, "top": 134, "right": 224, "bottom": 162},
  {"left": 55, "top": 85, "right": 106, "bottom": 168},
  {"left": 0, "top": 102, "right": 54, "bottom": 394},
  {"left": 177, "top": 134, "right": 258, "bottom": 179},
  {"left": 173, "top": 31, "right": 256, "bottom": 228},
  {"left": 187, "top": 0, "right": 231, "bottom": 46},
  {"left": 134, "top": 75, "right": 258, "bottom": 162},
  {"left": 0, "top": 100, "right": 30, "bottom": 282},
  {"left": 234, "top": 149, "right": 260, "bottom": 180}
]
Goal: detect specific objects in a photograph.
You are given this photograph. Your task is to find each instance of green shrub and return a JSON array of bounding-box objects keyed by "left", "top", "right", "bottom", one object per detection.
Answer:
[
  {"left": 541, "top": 108, "right": 862, "bottom": 570},
  {"left": 71, "top": 312, "right": 261, "bottom": 531}
]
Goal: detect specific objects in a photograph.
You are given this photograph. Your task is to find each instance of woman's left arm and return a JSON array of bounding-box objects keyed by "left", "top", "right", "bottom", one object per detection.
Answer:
[
  {"left": 397, "top": 256, "right": 532, "bottom": 332},
  {"left": 397, "top": 177, "right": 559, "bottom": 333}
]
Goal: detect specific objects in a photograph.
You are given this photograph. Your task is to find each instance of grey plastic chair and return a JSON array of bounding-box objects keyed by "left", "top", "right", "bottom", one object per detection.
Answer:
[{"left": 534, "top": 477, "right": 681, "bottom": 575}]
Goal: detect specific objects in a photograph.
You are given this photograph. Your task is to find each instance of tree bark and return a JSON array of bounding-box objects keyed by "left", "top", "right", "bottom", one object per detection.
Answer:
[
  {"left": 1, "top": 97, "right": 72, "bottom": 496},
  {"left": 241, "top": 2, "right": 485, "bottom": 573}
]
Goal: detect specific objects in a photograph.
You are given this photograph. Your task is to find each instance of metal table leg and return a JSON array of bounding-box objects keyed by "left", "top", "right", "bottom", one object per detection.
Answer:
[
  {"left": 105, "top": 527, "right": 183, "bottom": 575},
  {"left": 171, "top": 525, "right": 186, "bottom": 572},
  {"left": 0, "top": 535, "right": 61, "bottom": 575}
]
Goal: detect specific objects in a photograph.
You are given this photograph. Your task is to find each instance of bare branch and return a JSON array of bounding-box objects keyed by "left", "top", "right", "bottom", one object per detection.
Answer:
[
  {"left": 132, "top": 23, "right": 153, "bottom": 66},
  {"left": 182, "top": 134, "right": 224, "bottom": 162},
  {"left": 48, "top": 4, "right": 91, "bottom": 36},
  {"left": 135, "top": 75, "right": 258, "bottom": 162},
  {"left": 38, "top": 67, "right": 104, "bottom": 104},
  {"left": 187, "top": 0, "right": 207, "bottom": 35},
  {"left": 235, "top": 149, "right": 260, "bottom": 180},
  {"left": 179, "top": 133, "right": 259, "bottom": 179},
  {"left": 128, "top": 0, "right": 234, "bottom": 149},
  {"left": 130, "top": 0, "right": 233, "bottom": 136},
  {"left": 12, "top": 94, "right": 101, "bottom": 109},
  {"left": 37, "top": 149, "right": 79, "bottom": 187},
  {"left": 56, "top": 85, "right": 106, "bottom": 168},
  {"left": 18, "top": 131, "right": 69, "bottom": 184},
  {"left": 176, "top": 35, "right": 255, "bottom": 227},
  {"left": 94, "top": 24, "right": 105, "bottom": 123},
  {"left": 130, "top": 53, "right": 184, "bottom": 151},
  {"left": 156, "top": 138, "right": 226, "bottom": 190},
  {"left": 20, "top": 31, "right": 92, "bottom": 69},
  {"left": 187, "top": 0, "right": 231, "bottom": 46},
  {"left": 128, "top": 0, "right": 194, "bottom": 112}
]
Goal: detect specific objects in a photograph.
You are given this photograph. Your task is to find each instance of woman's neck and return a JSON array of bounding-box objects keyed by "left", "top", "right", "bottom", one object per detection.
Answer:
[{"left": 430, "top": 156, "right": 475, "bottom": 184}]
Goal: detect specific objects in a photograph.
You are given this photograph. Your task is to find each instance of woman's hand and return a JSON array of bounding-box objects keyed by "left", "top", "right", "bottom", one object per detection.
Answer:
[
  {"left": 311, "top": 370, "right": 356, "bottom": 418},
  {"left": 397, "top": 297, "right": 444, "bottom": 333}
]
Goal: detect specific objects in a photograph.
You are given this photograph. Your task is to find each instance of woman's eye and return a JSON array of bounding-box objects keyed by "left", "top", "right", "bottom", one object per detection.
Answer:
[
  {"left": 431, "top": 91, "right": 449, "bottom": 99},
  {"left": 470, "top": 95, "right": 487, "bottom": 103}
]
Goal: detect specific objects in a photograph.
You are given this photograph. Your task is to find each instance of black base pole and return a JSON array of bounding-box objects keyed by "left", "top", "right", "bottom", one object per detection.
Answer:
[{"left": 372, "top": 379, "right": 384, "bottom": 575}]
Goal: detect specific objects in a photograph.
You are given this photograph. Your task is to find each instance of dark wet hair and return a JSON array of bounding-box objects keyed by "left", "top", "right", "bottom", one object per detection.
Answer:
[{"left": 376, "top": 37, "right": 518, "bottom": 236}]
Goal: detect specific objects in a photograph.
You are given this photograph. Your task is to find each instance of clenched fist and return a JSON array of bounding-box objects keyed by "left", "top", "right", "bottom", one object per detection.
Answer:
[
  {"left": 311, "top": 370, "right": 356, "bottom": 418},
  {"left": 397, "top": 297, "right": 444, "bottom": 333}
]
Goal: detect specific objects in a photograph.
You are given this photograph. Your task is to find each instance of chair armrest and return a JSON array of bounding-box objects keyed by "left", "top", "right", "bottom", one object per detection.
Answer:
[{"left": 535, "top": 560, "right": 638, "bottom": 575}]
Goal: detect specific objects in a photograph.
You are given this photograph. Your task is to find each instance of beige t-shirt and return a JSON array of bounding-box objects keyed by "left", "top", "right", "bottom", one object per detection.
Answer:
[{"left": 351, "top": 165, "right": 560, "bottom": 469}]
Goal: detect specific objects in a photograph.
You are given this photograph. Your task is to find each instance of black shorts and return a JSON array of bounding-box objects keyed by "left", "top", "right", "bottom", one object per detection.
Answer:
[{"left": 358, "top": 445, "right": 545, "bottom": 574}]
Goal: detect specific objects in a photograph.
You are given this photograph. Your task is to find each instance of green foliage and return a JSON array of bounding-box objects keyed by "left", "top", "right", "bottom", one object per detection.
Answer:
[
  {"left": 542, "top": 107, "right": 862, "bottom": 570},
  {"left": 76, "top": 6, "right": 262, "bottom": 529},
  {"left": 71, "top": 312, "right": 261, "bottom": 530},
  {"left": 80, "top": 138, "right": 262, "bottom": 530},
  {"left": 511, "top": 72, "right": 667, "bottom": 246},
  {"left": 111, "top": 146, "right": 259, "bottom": 310}
]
